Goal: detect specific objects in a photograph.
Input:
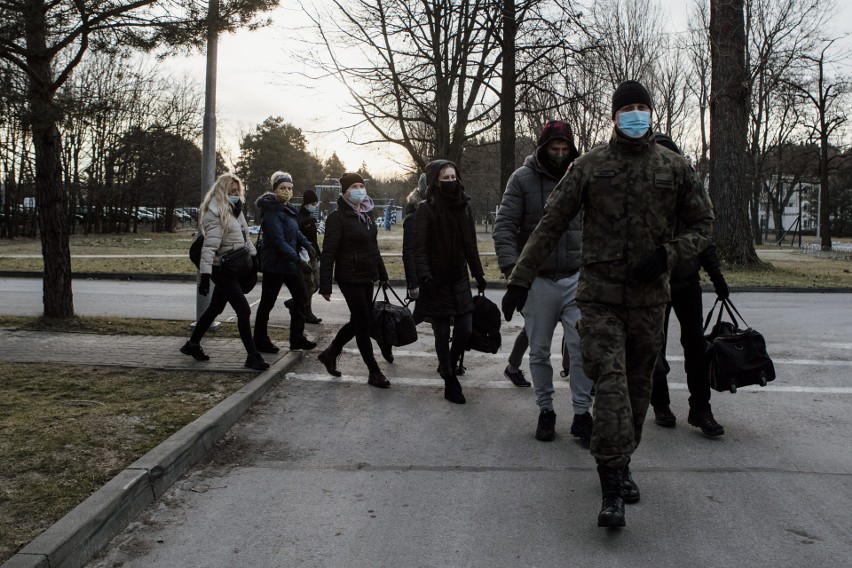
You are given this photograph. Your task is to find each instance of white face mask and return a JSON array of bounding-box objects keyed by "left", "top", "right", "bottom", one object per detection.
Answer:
[
  {"left": 617, "top": 110, "right": 651, "bottom": 139},
  {"left": 228, "top": 195, "right": 240, "bottom": 205},
  {"left": 306, "top": 204, "right": 318, "bottom": 213},
  {"left": 349, "top": 188, "right": 368, "bottom": 203}
]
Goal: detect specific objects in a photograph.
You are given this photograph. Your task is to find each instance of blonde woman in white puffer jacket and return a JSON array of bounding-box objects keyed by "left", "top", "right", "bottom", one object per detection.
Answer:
[{"left": 180, "top": 173, "right": 268, "bottom": 370}]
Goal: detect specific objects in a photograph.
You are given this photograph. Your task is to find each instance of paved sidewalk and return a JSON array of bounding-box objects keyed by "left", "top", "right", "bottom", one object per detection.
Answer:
[{"left": 0, "top": 329, "right": 290, "bottom": 372}]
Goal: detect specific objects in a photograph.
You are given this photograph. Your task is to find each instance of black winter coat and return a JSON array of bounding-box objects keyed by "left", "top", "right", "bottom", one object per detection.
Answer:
[
  {"left": 298, "top": 205, "right": 319, "bottom": 251},
  {"left": 319, "top": 197, "right": 388, "bottom": 294},
  {"left": 402, "top": 200, "right": 420, "bottom": 288},
  {"left": 414, "top": 196, "right": 484, "bottom": 318},
  {"left": 670, "top": 240, "right": 724, "bottom": 293}
]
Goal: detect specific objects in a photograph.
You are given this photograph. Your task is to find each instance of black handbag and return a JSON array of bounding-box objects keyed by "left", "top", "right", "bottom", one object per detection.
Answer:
[
  {"left": 219, "top": 245, "right": 253, "bottom": 278},
  {"left": 189, "top": 233, "right": 203, "bottom": 268},
  {"left": 370, "top": 284, "right": 418, "bottom": 347},
  {"left": 466, "top": 292, "right": 502, "bottom": 353},
  {"left": 704, "top": 298, "right": 775, "bottom": 393}
]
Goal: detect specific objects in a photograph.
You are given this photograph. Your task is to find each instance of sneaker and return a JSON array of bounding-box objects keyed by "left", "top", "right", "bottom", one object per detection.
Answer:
[
  {"left": 290, "top": 337, "right": 317, "bottom": 351},
  {"left": 504, "top": 365, "right": 531, "bottom": 387},
  {"left": 180, "top": 341, "right": 209, "bottom": 361},
  {"left": 254, "top": 336, "right": 280, "bottom": 354},
  {"left": 653, "top": 405, "right": 677, "bottom": 428},
  {"left": 368, "top": 369, "right": 391, "bottom": 389},
  {"left": 535, "top": 409, "right": 556, "bottom": 441},
  {"left": 244, "top": 352, "right": 270, "bottom": 371},
  {"left": 570, "top": 412, "right": 593, "bottom": 447},
  {"left": 687, "top": 410, "right": 725, "bottom": 437}
]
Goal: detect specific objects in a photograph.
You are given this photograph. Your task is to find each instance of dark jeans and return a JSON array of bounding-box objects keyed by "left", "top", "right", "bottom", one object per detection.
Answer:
[
  {"left": 651, "top": 279, "right": 712, "bottom": 413},
  {"left": 255, "top": 271, "right": 307, "bottom": 343},
  {"left": 330, "top": 282, "right": 379, "bottom": 372},
  {"left": 432, "top": 313, "right": 473, "bottom": 375},
  {"left": 191, "top": 268, "right": 255, "bottom": 354}
]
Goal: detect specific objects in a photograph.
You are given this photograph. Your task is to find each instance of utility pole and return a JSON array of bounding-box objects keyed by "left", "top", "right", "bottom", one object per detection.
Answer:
[{"left": 196, "top": 0, "right": 219, "bottom": 324}]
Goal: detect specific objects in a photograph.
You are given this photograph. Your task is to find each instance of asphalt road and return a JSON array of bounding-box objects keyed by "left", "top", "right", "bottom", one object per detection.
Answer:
[{"left": 3, "top": 278, "right": 851, "bottom": 567}]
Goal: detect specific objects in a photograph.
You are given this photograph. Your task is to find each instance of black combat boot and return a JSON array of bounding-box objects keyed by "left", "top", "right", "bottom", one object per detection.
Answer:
[
  {"left": 622, "top": 464, "right": 640, "bottom": 503},
  {"left": 441, "top": 372, "right": 465, "bottom": 404},
  {"left": 254, "top": 336, "right": 280, "bottom": 354},
  {"left": 180, "top": 340, "right": 209, "bottom": 361},
  {"left": 654, "top": 405, "right": 677, "bottom": 427},
  {"left": 597, "top": 465, "right": 626, "bottom": 528},
  {"left": 687, "top": 409, "right": 725, "bottom": 437},
  {"left": 378, "top": 341, "right": 394, "bottom": 363},
  {"left": 244, "top": 352, "right": 270, "bottom": 371},
  {"left": 367, "top": 368, "right": 391, "bottom": 388}
]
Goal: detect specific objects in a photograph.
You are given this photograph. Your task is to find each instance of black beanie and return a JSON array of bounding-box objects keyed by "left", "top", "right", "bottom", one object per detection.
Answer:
[
  {"left": 302, "top": 189, "right": 319, "bottom": 204},
  {"left": 612, "top": 80, "right": 653, "bottom": 117},
  {"left": 339, "top": 172, "right": 365, "bottom": 192},
  {"left": 654, "top": 132, "right": 682, "bottom": 155}
]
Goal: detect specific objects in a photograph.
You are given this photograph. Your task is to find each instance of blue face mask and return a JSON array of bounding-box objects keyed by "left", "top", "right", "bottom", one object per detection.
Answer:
[
  {"left": 306, "top": 204, "right": 318, "bottom": 213},
  {"left": 617, "top": 110, "right": 651, "bottom": 139},
  {"left": 228, "top": 195, "right": 240, "bottom": 205},
  {"left": 349, "top": 188, "right": 368, "bottom": 204}
]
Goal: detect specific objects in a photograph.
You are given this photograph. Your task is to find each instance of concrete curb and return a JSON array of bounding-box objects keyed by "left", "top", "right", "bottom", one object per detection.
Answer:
[{"left": 1, "top": 351, "right": 304, "bottom": 568}]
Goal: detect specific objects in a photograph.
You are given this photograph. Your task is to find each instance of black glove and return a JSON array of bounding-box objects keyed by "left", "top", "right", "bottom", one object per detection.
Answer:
[
  {"left": 198, "top": 274, "right": 210, "bottom": 296},
  {"left": 502, "top": 284, "right": 529, "bottom": 322},
  {"left": 380, "top": 280, "right": 389, "bottom": 290},
  {"left": 633, "top": 247, "right": 668, "bottom": 284},
  {"left": 475, "top": 274, "right": 487, "bottom": 293},
  {"left": 711, "top": 275, "right": 730, "bottom": 300}
]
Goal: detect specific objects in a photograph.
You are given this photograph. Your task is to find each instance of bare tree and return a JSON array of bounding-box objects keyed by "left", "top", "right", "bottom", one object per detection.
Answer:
[
  {"left": 709, "top": 0, "right": 759, "bottom": 265},
  {"left": 0, "top": 0, "right": 276, "bottom": 318}
]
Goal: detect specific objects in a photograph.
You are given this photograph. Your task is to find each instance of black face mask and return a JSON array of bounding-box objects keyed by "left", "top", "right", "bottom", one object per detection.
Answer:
[
  {"left": 439, "top": 180, "right": 459, "bottom": 195},
  {"left": 231, "top": 200, "right": 242, "bottom": 217}
]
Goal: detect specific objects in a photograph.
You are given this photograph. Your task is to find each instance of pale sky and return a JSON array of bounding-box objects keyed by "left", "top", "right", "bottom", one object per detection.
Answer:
[{"left": 165, "top": 0, "right": 851, "bottom": 179}]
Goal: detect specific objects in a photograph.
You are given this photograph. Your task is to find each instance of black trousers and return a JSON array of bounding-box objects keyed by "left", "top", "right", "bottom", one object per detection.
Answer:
[
  {"left": 191, "top": 268, "right": 255, "bottom": 354},
  {"left": 432, "top": 313, "right": 473, "bottom": 376},
  {"left": 330, "top": 281, "right": 379, "bottom": 372},
  {"left": 255, "top": 271, "right": 307, "bottom": 343},
  {"left": 651, "top": 279, "right": 712, "bottom": 413}
]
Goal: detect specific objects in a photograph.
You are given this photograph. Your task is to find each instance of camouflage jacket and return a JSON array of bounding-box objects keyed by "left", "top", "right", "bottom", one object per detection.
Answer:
[{"left": 508, "top": 129, "right": 714, "bottom": 307}]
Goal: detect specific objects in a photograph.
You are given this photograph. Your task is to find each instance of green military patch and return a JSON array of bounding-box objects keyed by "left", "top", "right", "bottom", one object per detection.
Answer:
[{"left": 654, "top": 172, "right": 674, "bottom": 188}]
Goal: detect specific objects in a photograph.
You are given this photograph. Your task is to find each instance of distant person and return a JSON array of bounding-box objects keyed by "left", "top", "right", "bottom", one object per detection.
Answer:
[
  {"left": 317, "top": 173, "right": 391, "bottom": 389},
  {"left": 415, "top": 159, "right": 487, "bottom": 404},
  {"left": 492, "top": 119, "right": 594, "bottom": 446},
  {"left": 296, "top": 188, "right": 323, "bottom": 324},
  {"left": 650, "top": 133, "right": 729, "bottom": 437},
  {"left": 501, "top": 80, "right": 714, "bottom": 527},
  {"left": 180, "top": 173, "right": 268, "bottom": 371},
  {"left": 253, "top": 171, "right": 317, "bottom": 354},
  {"left": 402, "top": 173, "right": 427, "bottom": 324}
]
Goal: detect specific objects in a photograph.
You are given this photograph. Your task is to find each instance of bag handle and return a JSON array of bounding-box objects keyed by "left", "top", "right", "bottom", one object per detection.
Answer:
[
  {"left": 372, "top": 282, "right": 410, "bottom": 307},
  {"left": 721, "top": 297, "right": 749, "bottom": 329}
]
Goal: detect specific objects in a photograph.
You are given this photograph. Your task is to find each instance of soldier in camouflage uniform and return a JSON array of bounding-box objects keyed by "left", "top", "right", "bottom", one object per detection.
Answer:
[{"left": 501, "top": 80, "right": 714, "bottom": 528}]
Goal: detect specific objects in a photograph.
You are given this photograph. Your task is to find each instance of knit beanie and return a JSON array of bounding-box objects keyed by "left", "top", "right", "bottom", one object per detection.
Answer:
[
  {"left": 654, "top": 132, "right": 682, "bottom": 155},
  {"left": 270, "top": 171, "right": 293, "bottom": 190},
  {"left": 612, "top": 80, "right": 653, "bottom": 117},
  {"left": 302, "top": 189, "right": 319, "bottom": 204},
  {"left": 536, "top": 120, "right": 575, "bottom": 150},
  {"left": 339, "top": 172, "right": 365, "bottom": 192}
]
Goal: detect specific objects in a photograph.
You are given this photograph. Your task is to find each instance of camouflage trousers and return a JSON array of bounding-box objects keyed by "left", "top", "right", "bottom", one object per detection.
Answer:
[{"left": 576, "top": 302, "right": 666, "bottom": 469}]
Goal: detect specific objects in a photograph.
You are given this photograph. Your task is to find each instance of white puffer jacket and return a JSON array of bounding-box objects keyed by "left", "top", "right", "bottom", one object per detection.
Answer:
[{"left": 199, "top": 202, "right": 257, "bottom": 275}]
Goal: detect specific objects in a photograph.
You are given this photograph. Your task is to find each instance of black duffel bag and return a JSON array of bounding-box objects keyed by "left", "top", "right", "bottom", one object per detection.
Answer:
[
  {"left": 704, "top": 298, "right": 775, "bottom": 393},
  {"left": 371, "top": 284, "right": 418, "bottom": 347}
]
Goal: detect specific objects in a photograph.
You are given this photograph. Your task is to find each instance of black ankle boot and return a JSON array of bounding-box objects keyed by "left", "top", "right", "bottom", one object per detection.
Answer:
[
  {"left": 441, "top": 372, "right": 465, "bottom": 404},
  {"left": 597, "top": 465, "right": 626, "bottom": 528},
  {"left": 180, "top": 340, "right": 209, "bottom": 361},
  {"left": 244, "top": 352, "right": 270, "bottom": 371},
  {"left": 378, "top": 341, "right": 394, "bottom": 363},
  {"left": 318, "top": 346, "right": 342, "bottom": 377},
  {"left": 254, "top": 336, "right": 280, "bottom": 354},
  {"left": 290, "top": 336, "right": 317, "bottom": 351}
]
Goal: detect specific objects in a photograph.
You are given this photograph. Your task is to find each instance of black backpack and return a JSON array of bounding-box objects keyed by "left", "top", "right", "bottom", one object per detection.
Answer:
[{"left": 466, "top": 293, "right": 502, "bottom": 353}]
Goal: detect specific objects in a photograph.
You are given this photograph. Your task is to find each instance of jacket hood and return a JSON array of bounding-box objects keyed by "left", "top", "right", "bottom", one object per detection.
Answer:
[
  {"left": 255, "top": 192, "right": 284, "bottom": 212},
  {"left": 535, "top": 120, "right": 579, "bottom": 170},
  {"left": 425, "top": 159, "right": 459, "bottom": 194}
]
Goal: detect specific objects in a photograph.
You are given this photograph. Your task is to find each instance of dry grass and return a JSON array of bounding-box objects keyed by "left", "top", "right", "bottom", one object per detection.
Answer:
[{"left": 0, "top": 362, "right": 251, "bottom": 563}]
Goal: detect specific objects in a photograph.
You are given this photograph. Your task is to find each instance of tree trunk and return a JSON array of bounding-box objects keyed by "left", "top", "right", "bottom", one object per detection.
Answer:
[
  {"left": 26, "top": 0, "right": 74, "bottom": 317},
  {"left": 499, "top": 0, "right": 516, "bottom": 194},
  {"left": 709, "top": 0, "right": 759, "bottom": 266}
]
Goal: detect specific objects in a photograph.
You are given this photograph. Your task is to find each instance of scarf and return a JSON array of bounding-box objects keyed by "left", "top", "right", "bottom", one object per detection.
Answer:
[
  {"left": 343, "top": 194, "right": 375, "bottom": 225},
  {"left": 432, "top": 182, "right": 470, "bottom": 275}
]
